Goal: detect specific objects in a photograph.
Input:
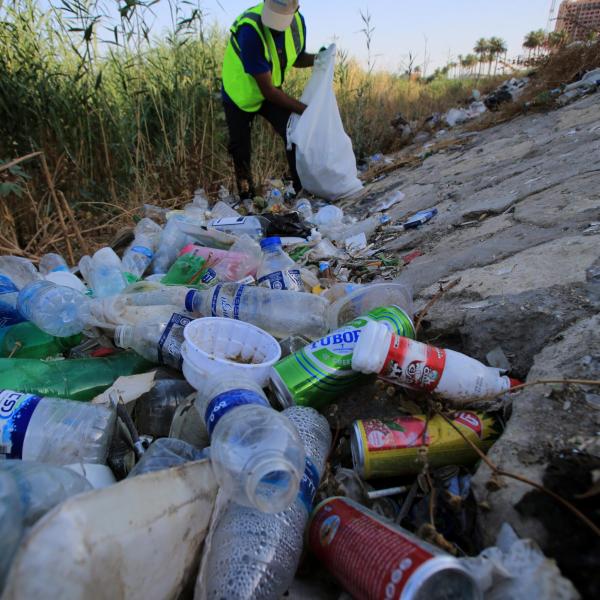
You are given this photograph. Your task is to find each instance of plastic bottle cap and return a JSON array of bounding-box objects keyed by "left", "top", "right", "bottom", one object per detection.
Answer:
[
  {"left": 260, "top": 237, "right": 282, "bottom": 250},
  {"left": 114, "top": 325, "right": 133, "bottom": 349},
  {"left": 352, "top": 321, "right": 392, "bottom": 374}
]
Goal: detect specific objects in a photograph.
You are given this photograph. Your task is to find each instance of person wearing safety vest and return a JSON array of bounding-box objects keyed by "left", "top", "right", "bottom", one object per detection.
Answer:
[{"left": 221, "top": 0, "right": 315, "bottom": 200}]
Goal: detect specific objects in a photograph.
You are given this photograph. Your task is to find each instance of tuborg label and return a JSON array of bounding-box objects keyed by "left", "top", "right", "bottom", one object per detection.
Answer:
[
  {"left": 0, "top": 390, "right": 42, "bottom": 459},
  {"left": 272, "top": 306, "right": 415, "bottom": 410}
]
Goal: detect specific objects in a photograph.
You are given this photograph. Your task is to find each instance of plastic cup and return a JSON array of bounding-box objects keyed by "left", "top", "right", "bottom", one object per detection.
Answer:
[{"left": 182, "top": 318, "right": 282, "bottom": 388}]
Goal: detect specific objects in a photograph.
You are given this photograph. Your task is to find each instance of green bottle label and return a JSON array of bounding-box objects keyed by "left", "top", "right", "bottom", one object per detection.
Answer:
[{"left": 272, "top": 306, "right": 415, "bottom": 410}]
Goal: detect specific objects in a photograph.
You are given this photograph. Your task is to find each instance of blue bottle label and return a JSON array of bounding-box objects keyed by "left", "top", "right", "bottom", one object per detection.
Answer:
[
  {"left": 185, "top": 289, "right": 197, "bottom": 312},
  {"left": 0, "top": 275, "right": 18, "bottom": 295},
  {"left": 201, "top": 268, "right": 217, "bottom": 285},
  {"left": 0, "top": 390, "right": 42, "bottom": 459},
  {"left": 258, "top": 269, "right": 302, "bottom": 291},
  {"left": 0, "top": 302, "right": 25, "bottom": 329},
  {"left": 298, "top": 457, "right": 321, "bottom": 513},
  {"left": 131, "top": 245, "right": 154, "bottom": 260},
  {"left": 157, "top": 313, "right": 192, "bottom": 369},
  {"left": 210, "top": 285, "right": 246, "bottom": 320},
  {"left": 204, "top": 388, "right": 269, "bottom": 436}
]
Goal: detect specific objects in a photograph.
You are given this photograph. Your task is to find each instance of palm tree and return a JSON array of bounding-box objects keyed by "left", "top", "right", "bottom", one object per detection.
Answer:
[
  {"left": 523, "top": 30, "right": 539, "bottom": 60},
  {"left": 447, "top": 61, "right": 458, "bottom": 78},
  {"left": 474, "top": 37, "right": 489, "bottom": 77},
  {"left": 488, "top": 37, "right": 507, "bottom": 75},
  {"left": 547, "top": 30, "right": 568, "bottom": 51}
]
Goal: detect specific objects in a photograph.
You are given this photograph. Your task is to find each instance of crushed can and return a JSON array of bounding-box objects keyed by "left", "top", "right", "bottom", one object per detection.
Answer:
[
  {"left": 351, "top": 411, "right": 503, "bottom": 479},
  {"left": 270, "top": 306, "right": 415, "bottom": 411},
  {"left": 308, "top": 497, "right": 482, "bottom": 600}
]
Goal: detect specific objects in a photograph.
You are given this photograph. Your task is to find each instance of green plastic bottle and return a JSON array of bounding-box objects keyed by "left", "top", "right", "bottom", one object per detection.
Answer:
[
  {"left": 0, "top": 352, "right": 153, "bottom": 401},
  {"left": 0, "top": 321, "right": 82, "bottom": 359}
]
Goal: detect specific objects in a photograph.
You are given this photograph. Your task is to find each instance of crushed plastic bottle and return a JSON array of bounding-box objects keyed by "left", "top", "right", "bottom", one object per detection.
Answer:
[
  {"left": 0, "top": 390, "right": 115, "bottom": 464},
  {"left": 257, "top": 237, "right": 305, "bottom": 292},
  {"left": 122, "top": 218, "right": 162, "bottom": 279},
  {"left": 207, "top": 215, "right": 268, "bottom": 239},
  {"left": 152, "top": 215, "right": 191, "bottom": 275},
  {"left": 114, "top": 313, "right": 192, "bottom": 370},
  {"left": 134, "top": 379, "right": 195, "bottom": 438},
  {"left": 197, "top": 406, "right": 331, "bottom": 600},
  {"left": 0, "top": 257, "right": 41, "bottom": 329},
  {"left": 0, "top": 469, "right": 22, "bottom": 589},
  {"left": 325, "top": 213, "right": 390, "bottom": 243},
  {"left": 128, "top": 438, "right": 205, "bottom": 477},
  {"left": 294, "top": 198, "right": 314, "bottom": 222},
  {"left": 17, "top": 281, "right": 91, "bottom": 337},
  {"left": 88, "top": 247, "right": 127, "bottom": 298},
  {"left": 197, "top": 376, "right": 305, "bottom": 513},
  {"left": 39, "top": 253, "right": 69, "bottom": 275},
  {"left": 313, "top": 205, "right": 344, "bottom": 228}
]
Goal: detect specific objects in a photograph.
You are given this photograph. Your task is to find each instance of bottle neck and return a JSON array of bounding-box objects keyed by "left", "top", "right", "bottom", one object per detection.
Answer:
[{"left": 114, "top": 325, "right": 134, "bottom": 350}]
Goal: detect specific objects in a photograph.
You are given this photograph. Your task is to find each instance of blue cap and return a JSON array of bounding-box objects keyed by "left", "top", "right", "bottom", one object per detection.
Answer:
[{"left": 260, "top": 236, "right": 282, "bottom": 250}]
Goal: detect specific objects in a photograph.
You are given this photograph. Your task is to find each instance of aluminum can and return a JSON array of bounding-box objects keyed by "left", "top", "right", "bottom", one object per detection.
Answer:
[
  {"left": 308, "top": 497, "right": 482, "bottom": 600},
  {"left": 270, "top": 306, "right": 415, "bottom": 410},
  {"left": 351, "top": 411, "right": 503, "bottom": 479}
]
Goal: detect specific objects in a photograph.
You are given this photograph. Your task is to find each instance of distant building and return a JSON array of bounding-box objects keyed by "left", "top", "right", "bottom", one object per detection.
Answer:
[{"left": 556, "top": 0, "right": 600, "bottom": 40}]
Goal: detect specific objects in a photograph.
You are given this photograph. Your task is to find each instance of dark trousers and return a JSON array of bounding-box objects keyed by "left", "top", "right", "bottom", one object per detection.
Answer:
[{"left": 223, "top": 99, "right": 302, "bottom": 198}]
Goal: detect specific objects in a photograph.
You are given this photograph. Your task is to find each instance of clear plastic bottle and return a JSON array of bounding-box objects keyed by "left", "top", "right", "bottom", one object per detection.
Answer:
[
  {"left": 187, "top": 284, "right": 328, "bottom": 340},
  {"left": 0, "top": 257, "right": 42, "bottom": 330},
  {"left": 128, "top": 438, "right": 205, "bottom": 477},
  {"left": 313, "top": 205, "right": 344, "bottom": 228},
  {"left": 78, "top": 255, "right": 93, "bottom": 287},
  {"left": 196, "top": 406, "right": 331, "bottom": 600},
  {"left": 134, "top": 379, "right": 195, "bottom": 438},
  {"left": 114, "top": 313, "right": 191, "bottom": 370},
  {"left": 89, "top": 247, "right": 127, "bottom": 298},
  {"left": 267, "top": 188, "right": 283, "bottom": 208},
  {"left": 39, "top": 253, "right": 69, "bottom": 275},
  {"left": 152, "top": 216, "right": 191, "bottom": 275},
  {"left": 295, "top": 198, "right": 314, "bottom": 222},
  {"left": 0, "top": 390, "right": 116, "bottom": 464},
  {"left": 0, "top": 470, "right": 23, "bottom": 590},
  {"left": 207, "top": 216, "right": 268, "bottom": 239},
  {"left": 325, "top": 213, "right": 390, "bottom": 243},
  {"left": 17, "top": 281, "right": 91, "bottom": 337},
  {"left": 0, "top": 321, "right": 82, "bottom": 359},
  {"left": 198, "top": 377, "right": 305, "bottom": 513},
  {"left": 210, "top": 201, "right": 240, "bottom": 220},
  {"left": 185, "top": 188, "right": 210, "bottom": 221},
  {"left": 122, "top": 218, "right": 162, "bottom": 279},
  {"left": 1, "top": 460, "right": 92, "bottom": 525},
  {"left": 257, "top": 237, "right": 305, "bottom": 292}
]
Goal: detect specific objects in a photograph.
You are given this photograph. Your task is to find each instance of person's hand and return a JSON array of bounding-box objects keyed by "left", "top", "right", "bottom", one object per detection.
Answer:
[{"left": 315, "top": 45, "right": 330, "bottom": 68}]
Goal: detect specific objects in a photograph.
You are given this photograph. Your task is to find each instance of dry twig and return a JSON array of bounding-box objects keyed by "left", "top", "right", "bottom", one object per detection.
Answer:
[{"left": 414, "top": 278, "right": 461, "bottom": 334}]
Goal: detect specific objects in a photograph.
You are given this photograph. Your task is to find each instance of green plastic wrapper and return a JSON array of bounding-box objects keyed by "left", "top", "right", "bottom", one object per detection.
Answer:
[
  {"left": 161, "top": 254, "right": 217, "bottom": 289},
  {"left": 0, "top": 352, "right": 153, "bottom": 401}
]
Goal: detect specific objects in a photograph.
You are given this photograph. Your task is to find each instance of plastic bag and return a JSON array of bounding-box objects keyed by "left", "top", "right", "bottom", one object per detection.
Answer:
[{"left": 287, "top": 44, "right": 363, "bottom": 201}]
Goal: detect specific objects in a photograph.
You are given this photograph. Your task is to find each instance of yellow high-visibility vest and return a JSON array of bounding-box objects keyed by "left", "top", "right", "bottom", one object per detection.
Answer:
[{"left": 222, "top": 3, "right": 305, "bottom": 112}]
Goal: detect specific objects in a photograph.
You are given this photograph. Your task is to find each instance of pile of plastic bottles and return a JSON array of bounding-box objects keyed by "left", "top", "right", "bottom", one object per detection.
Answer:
[{"left": 0, "top": 186, "right": 522, "bottom": 599}]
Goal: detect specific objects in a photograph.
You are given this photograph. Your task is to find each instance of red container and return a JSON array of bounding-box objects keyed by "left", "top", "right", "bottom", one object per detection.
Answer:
[{"left": 308, "top": 497, "right": 481, "bottom": 600}]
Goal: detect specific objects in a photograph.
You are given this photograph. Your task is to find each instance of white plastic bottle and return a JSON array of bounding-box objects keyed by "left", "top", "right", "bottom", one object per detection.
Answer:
[
  {"left": 17, "top": 281, "right": 91, "bottom": 337},
  {"left": 0, "top": 390, "right": 116, "bottom": 464},
  {"left": 295, "top": 197, "right": 314, "bottom": 222},
  {"left": 352, "top": 321, "right": 520, "bottom": 404},
  {"left": 114, "top": 313, "right": 191, "bottom": 369},
  {"left": 257, "top": 237, "right": 305, "bottom": 292},
  {"left": 207, "top": 215, "right": 268, "bottom": 239},
  {"left": 196, "top": 406, "right": 331, "bottom": 600},
  {"left": 197, "top": 377, "right": 305, "bottom": 513},
  {"left": 152, "top": 215, "right": 191, "bottom": 275},
  {"left": 122, "top": 218, "right": 162, "bottom": 280},
  {"left": 186, "top": 284, "right": 328, "bottom": 340}
]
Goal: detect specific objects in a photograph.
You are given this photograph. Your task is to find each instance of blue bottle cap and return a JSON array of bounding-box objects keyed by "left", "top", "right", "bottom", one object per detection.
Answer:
[{"left": 260, "top": 237, "right": 282, "bottom": 250}]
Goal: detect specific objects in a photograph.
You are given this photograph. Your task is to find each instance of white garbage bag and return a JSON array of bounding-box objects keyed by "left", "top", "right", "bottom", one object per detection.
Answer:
[{"left": 287, "top": 44, "right": 363, "bottom": 200}]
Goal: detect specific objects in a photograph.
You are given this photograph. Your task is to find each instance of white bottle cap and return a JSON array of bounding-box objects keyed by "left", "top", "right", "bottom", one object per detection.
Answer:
[{"left": 352, "top": 320, "right": 392, "bottom": 375}]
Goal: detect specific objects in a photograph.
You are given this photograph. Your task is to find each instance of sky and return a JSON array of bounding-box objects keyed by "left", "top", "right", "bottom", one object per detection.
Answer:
[{"left": 188, "top": 0, "right": 554, "bottom": 74}]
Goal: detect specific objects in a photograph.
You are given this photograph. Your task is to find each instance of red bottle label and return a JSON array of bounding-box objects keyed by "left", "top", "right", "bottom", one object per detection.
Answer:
[
  {"left": 381, "top": 336, "right": 446, "bottom": 392},
  {"left": 309, "top": 498, "right": 434, "bottom": 600}
]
